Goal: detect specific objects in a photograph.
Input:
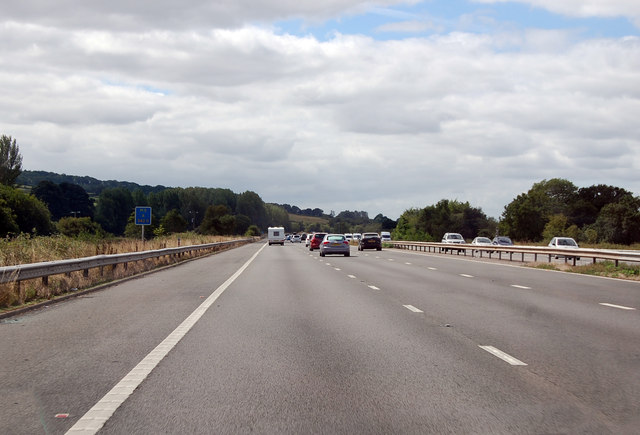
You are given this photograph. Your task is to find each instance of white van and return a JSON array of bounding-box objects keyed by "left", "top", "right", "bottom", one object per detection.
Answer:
[
  {"left": 381, "top": 231, "right": 391, "bottom": 242},
  {"left": 268, "top": 227, "right": 285, "bottom": 245}
]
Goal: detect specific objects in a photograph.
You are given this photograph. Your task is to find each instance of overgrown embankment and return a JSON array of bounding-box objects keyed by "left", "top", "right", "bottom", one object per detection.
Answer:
[{"left": 0, "top": 233, "right": 242, "bottom": 312}]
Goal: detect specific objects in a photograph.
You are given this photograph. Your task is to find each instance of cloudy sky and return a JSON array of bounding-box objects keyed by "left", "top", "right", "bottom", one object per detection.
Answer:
[{"left": 3, "top": 0, "right": 639, "bottom": 219}]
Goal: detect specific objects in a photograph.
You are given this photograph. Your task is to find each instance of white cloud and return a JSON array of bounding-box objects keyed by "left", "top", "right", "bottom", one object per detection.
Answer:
[
  {"left": 473, "top": 0, "right": 640, "bottom": 26},
  {"left": 2, "top": 5, "right": 640, "bottom": 220},
  {"left": 2, "top": 1, "right": 419, "bottom": 30}
]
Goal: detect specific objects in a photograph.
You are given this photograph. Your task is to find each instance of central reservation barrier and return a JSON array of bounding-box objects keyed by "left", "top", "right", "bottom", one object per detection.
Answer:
[{"left": 386, "top": 241, "right": 640, "bottom": 267}]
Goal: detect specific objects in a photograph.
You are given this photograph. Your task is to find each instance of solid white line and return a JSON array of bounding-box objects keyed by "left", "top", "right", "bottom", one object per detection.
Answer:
[
  {"left": 511, "top": 285, "right": 531, "bottom": 289},
  {"left": 479, "top": 346, "right": 527, "bottom": 366},
  {"left": 66, "top": 244, "right": 266, "bottom": 435},
  {"left": 599, "top": 303, "right": 636, "bottom": 311},
  {"left": 460, "top": 274, "right": 474, "bottom": 278},
  {"left": 368, "top": 285, "right": 380, "bottom": 291},
  {"left": 403, "top": 304, "right": 423, "bottom": 313}
]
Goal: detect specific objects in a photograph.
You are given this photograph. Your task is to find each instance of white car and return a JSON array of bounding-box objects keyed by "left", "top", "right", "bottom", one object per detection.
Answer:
[
  {"left": 548, "top": 237, "right": 580, "bottom": 259},
  {"left": 471, "top": 236, "right": 492, "bottom": 252},
  {"left": 472, "top": 236, "right": 492, "bottom": 246},
  {"left": 441, "top": 232, "right": 465, "bottom": 252}
]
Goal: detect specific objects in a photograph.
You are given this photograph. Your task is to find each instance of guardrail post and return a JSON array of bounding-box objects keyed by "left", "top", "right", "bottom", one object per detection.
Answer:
[
  {"left": 83, "top": 269, "right": 89, "bottom": 278},
  {"left": 42, "top": 276, "right": 48, "bottom": 286}
]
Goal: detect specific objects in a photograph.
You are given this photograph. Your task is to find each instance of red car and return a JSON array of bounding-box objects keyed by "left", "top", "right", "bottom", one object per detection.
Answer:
[{"left": 308, "top": 233, "right": 327, "bottom": 251}]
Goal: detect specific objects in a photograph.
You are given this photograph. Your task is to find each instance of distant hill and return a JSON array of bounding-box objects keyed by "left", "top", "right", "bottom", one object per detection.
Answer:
[{"left": 17, "top": 170, "right": 168, "bottom": 195}]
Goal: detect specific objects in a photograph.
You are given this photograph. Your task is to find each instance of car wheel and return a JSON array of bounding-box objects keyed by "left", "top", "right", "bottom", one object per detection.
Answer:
[
  {"left": 320, "top": 252, "right": 325, "bottom": 257},
  {"left": 345, "top": 252, "right": 350, "bottom": 257},
  {"left": 377, "top": 247, "right": 381, "bottom": 251}
]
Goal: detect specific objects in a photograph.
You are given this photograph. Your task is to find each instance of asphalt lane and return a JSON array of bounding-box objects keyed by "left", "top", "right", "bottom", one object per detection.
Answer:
[
  {"left": 101, "top": 242, "right": 636, "bottom": 433},
  {"left": 0, "top": 243, "right": 265, "bottom": 435},
  {"left": 1, "top": 241, "right": 638, "bottom": 433}
]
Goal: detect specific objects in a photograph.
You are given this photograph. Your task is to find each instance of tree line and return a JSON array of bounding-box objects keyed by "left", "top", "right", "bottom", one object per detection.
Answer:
[
  {"left": 499, "top": 179, "right": 640, "bottom": 244},
  {"left": 1, "top": 135, "right": 396, "bottom": 239},
  {"left": 3, "top": 134, "right": 638, "bottom": 245},
  {"left": 392, "top": 178, "right": 640, "bottom": 245}
]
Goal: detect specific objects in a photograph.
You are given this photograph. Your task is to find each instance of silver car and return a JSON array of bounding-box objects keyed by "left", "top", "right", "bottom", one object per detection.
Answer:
[{"left": 319, "top": 234, "right": 351, "bottom": 257}]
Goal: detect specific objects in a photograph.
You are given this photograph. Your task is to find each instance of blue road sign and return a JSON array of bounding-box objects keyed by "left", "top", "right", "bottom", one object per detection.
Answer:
[{"left": 135, "top": 207, "right": 152, "bottom": 225}]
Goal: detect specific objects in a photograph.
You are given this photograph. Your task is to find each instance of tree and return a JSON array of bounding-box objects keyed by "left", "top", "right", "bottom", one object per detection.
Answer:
[
  {"left": 245, "top": 225, "right": 261, "bottom": 237},
  {"left": 0, "top": 185, "right": 53, "bottom": 236},
  {"left": 57, "top": 217, "right": 104, "bottom": 238},
  {"left": 236, "top": 191, "right": 267, "bottom": 229},
  {"left": 32, "top": 181, "right": 94, "bottom": 221},
  {"left": 393, "top": 200, "right": 491, "bottom": 241},
  {"left": 199, "top": 205, "right": 234, "bottom": 235},
  {"left": 234, "top": 214, "right": 252, "bottom": 235},
  {"left": 0, "top": 196, "right": 19, "bottom": 235},
  {"left": 95, "top": 188, "right": 134, "bottom": 235},
  {"left": 160, "top": 209, "right": 188, "bottom": 234},
  {"left": 570, "top": 185, "right": 634, "bottom": 227},
  {"left": 32, "top": 181, "right": 66, "bottom": 220},
  {"left": 594, "top": 196, "right": 640, "bottom": 244},
  {"left": 500, "top": 179, "right": 578, "bottom": 241},
  {"left": 265, "top": 203, "right": 289, "bottom": 228},
  {"left": 0, "top": 135, "right": 23, "bottom": 186},
  {"left": 60, "top": 182, "right": 94, "bottom": 219}
]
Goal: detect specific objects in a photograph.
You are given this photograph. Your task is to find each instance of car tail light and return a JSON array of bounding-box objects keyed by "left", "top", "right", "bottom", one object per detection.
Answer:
[{"left": 344, "top": 241, "right": 349, "bottom": 245}]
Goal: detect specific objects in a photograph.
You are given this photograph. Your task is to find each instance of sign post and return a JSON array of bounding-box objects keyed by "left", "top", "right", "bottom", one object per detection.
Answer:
[{"left": 135, "top": 207, "right": 152, "bottom": 242}]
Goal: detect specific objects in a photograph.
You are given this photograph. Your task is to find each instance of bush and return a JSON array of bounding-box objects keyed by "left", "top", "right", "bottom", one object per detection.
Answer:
[
  {"left": 57, "top": 217, "right": 105, "bottom": 238},
  {"left": 245, "top": 225, "right": 261, "bottom": 237}
]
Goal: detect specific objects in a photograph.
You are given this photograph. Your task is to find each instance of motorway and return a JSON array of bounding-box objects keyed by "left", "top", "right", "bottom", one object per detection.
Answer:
[{"left": 1, "top": 241, "right": 639, "bottom": 434}]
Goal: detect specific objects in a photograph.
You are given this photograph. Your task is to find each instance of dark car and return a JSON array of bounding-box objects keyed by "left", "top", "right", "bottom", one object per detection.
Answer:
[
  {"left": 492, "top": 236, "right": 514, "bottom": 246},
  {"left": 309, "top": 233, "right": 327, "bottom": 251},
  {"left": 358, "top": 232, "right": 382, "bottom": 251}
]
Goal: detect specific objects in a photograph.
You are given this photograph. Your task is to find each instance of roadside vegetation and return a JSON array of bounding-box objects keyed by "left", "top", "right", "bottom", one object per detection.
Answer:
[
  {"left": 0, "top": 232, "right": 237, "bottom": 312},
  {"left": 533, "top": 261, "right": 640, "bottom": 281}
]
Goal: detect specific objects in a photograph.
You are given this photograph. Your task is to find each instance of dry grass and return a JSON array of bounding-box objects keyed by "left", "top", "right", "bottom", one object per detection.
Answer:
[
  {"left": 0, "top": 233, "right": 243, "bottom": 312},
  {"left": 532, "top": 261, "right": 640, "bottom": 280}
]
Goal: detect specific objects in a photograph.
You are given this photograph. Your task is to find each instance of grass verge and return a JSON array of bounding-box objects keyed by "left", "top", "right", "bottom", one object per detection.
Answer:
[
  {"left": 533, "top": 261, "right": 640, "bottom": 280},
  {"left": 0, "top": 233, "right": 246, "bottom": 313}
]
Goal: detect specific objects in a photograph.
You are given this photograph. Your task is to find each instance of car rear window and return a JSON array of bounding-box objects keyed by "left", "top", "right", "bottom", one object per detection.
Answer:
[{"left": 327, "top": 235, "right": 344, "bottom": 241}]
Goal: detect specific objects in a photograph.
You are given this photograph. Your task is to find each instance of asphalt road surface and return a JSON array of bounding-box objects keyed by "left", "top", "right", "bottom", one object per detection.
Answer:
[{"left": 1, "top": 242, "right": 638, "bottom": 434}]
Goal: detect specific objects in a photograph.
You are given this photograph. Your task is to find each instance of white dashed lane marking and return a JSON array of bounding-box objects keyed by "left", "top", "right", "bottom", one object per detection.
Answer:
[
  {"left": 479, "top": 346, "right": 527, "bottom": 366},
  {"left": 511, "top": 285, "right": 531, "bottom": 289},
  {"left": 403, "top": 305, "right": 423, "bottom": 313},
  {"left": 347, "top": 275, "right": 356, "bottom": 279},
  {"left": 460, "top": 274, "right": 474, "bottom": 278},
  {"left": 599, "top": 303, "right": 636, "bottom": 311},
  {"left": 368, "top": 285, "right": 380, "bottom": 291}
]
